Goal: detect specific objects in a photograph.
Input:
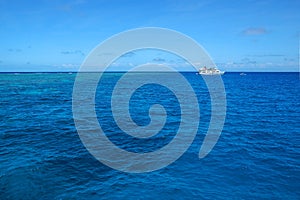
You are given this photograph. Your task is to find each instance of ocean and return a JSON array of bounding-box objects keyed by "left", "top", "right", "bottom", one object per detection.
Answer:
[{"left": 0, "top": 72, "right": 299, "bottom": 199}]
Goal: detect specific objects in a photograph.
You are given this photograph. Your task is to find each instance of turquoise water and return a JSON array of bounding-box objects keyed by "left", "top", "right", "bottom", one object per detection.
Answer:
[{"left": 0, "top": 72, "right": 299, "bottom": 199}]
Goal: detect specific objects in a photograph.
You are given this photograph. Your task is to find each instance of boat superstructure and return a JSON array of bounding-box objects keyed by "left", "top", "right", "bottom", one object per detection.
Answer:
[{"left": 199, "top": 66, "right": 225, "bottom": 75}]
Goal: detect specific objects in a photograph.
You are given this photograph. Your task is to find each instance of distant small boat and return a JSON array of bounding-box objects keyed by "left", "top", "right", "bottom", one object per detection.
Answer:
[
  {"left": 199, "top": 66, "right": 225, "bottom": 75},
  {"left": 240, "top": 73, "right": 247, "bottom": 76},
  {"left": 68, "top": 72, "right": 73, "bottom": 74}
]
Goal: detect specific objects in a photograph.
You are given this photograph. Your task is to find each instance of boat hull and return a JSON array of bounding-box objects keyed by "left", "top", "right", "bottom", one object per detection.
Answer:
[{"left": 199, "top": 71, "right": 225, "bottom": 75}]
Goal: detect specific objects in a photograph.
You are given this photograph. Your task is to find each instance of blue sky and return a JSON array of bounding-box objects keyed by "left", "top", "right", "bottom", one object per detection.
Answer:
[{"left": 0, "top": 0, "right": 299, "bottom": 72}]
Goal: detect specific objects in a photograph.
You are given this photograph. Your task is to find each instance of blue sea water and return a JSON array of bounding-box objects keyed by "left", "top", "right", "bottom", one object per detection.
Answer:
[{"left": 0, "top": 72, "right": 299, "bottom": 199}]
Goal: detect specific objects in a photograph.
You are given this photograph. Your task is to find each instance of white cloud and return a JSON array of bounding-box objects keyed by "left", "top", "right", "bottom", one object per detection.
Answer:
[
  {"left": 61, "top": 50, "right": 85, "bottom": 56},
  {"left": 242, "top": 28, "right": 268, "bottom": 35},
  {"left": 61, "top": 63, "right": 79, "bottom": 69}
]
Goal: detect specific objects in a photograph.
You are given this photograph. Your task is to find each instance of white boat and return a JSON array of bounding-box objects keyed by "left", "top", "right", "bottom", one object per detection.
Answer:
[{"left": 199, "top": 66, "right": 225, "bottom": 75}]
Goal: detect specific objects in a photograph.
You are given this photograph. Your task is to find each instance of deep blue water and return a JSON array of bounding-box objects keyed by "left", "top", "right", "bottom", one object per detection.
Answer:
[{"left": 0, "top": 72, "right": 299, "bottom": 199}]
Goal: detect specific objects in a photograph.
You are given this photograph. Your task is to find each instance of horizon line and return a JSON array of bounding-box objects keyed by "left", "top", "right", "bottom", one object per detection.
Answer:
[{"left": 0, "top": 71, "right": 299, "bottom": 73}]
